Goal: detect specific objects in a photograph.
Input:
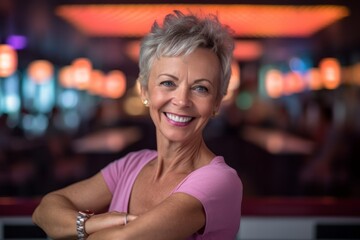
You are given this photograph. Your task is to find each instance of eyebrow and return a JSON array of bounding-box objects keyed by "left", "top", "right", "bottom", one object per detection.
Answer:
[{"left": 157, "top": 73, "right": 178, "bottom": 80}]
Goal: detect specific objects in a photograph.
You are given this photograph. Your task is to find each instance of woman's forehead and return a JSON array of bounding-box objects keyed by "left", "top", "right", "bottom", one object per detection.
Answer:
[{"left": 151, "top": 48, "right": 220, "bottom": 78}]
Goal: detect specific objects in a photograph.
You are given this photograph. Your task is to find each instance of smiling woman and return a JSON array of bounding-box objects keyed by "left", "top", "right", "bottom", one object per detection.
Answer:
[
  {"left": 32, "top": 10, "right": 242, "bottom": 240},
  {"left": 142, "top": 48, "right": 221, "bottom": 142}
]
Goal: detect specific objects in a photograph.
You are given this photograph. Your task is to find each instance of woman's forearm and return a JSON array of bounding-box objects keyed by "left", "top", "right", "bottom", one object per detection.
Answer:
[
  {"left": 33, "top": 193, "right": 136, "bottom": 239},
  {"left": 32, "top": 193, "right": 79, "bottom": 239}
]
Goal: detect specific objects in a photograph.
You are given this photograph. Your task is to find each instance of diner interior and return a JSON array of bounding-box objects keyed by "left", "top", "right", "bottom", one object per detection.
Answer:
[{"left": 0, "top": 0, "right": 360, "bottom": 239}]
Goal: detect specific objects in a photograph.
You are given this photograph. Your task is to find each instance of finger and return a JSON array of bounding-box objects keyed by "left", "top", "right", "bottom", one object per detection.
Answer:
[{"left": 126, "top": 214, "right": 137, "bottom": 222}]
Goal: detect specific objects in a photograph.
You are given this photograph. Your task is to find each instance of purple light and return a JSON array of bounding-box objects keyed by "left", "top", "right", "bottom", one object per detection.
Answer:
[{"left": 6, "top": 35, "right": 27, "bottom": 50}]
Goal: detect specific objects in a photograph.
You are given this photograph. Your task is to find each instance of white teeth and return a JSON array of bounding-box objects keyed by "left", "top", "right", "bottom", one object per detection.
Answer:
[{"left": 166, "top": 113, "right": 192, "bottom": 123}]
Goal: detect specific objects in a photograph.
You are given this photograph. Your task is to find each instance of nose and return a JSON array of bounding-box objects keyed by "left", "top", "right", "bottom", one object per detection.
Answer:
[{"left": 172, "top": 86, "right": 192, "bottom": 107}]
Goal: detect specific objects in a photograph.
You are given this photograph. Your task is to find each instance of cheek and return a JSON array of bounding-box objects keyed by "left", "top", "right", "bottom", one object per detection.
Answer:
[
  {"left": 148, "top": 105, "right": 161, "bottom": 127},
  {"left": 147, "top": 90, "right": 169, "bottom": 120},
  {"left": 149, "top": 90, "right": 167, "bottom": 107},
  {"left": 205, "top": 107, "right": 214, "bottom": 117},
  {"left": 198, "top": 99, "right": 216, "bottom": 115}
]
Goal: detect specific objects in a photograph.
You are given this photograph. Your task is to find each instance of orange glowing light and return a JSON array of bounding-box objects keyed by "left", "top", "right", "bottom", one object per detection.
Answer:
[
  {"left": 58, "top": 66, "right": 74, "bottom": 88},
  {"left": 72, "top": 58, "right": 92, "bottom": 90},
  {"left": 305, "top": 68, "right": 322, "bottom": 90},
  {"left": 233, "top": 41, "right": 263, "bottom": 61},
  {"left": 0, "top": 44, "right": 17, "bottom": 77},
  {"left": 283, "top": 72, "right": 305, "bottom": 95},
  {"left": 103, "top": 70, "right": 127, "bottom": 99},
  {"left": 27, "top": 60, "right": 54, "bottom": 84},
  {"left": 88, "top": 69, "right": 105, "bottom": 95},
  {"left": 265, "top": 69, "right": 284, "bottom": 98},
  {"left": 126, "top": 40, "right": 141, "bottom": 63},
  {"left": 56, "top": 4, "right": 349, "bottom": 38},
  {"left": 319, "top": 58, "right": 341, "bottom": 90}
]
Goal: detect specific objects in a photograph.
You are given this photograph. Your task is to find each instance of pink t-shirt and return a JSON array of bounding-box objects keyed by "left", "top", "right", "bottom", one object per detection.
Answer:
[{"left": 101, "top": 149, "right": 242, "bottom": 239}]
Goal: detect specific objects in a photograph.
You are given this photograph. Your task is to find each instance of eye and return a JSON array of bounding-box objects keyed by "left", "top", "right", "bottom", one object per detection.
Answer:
[
  {"left": 193, "top": 85, "right": 209, "bottom": 93},
  {"left": 160, "top": 80, "right": 176, "bottom": 87}
]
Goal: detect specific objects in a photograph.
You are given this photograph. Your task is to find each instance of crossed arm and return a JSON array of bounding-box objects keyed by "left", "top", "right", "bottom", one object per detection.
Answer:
[{"left": 32, "top": 173, "right": 206, "bottom": 240}]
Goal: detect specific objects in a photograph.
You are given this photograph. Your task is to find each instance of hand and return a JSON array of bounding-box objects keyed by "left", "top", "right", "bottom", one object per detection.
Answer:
[{"left": 85, "top": 211, "right": 137, "bottom": 235}]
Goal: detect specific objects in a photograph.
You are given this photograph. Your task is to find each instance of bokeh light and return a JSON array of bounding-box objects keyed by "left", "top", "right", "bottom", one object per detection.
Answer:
[
  {"left": 265, "top": 69, "right": 284, "bottom": 98},
  {"left": 0, "top": 44, "right": 18, "bottom": 78},
  {"left": 319, "top": 58, "right": 341, "bottom": 90},
  {"left": 103, "top": 70, "right": 127, "bottom": 99},
  {"left": 27, "top": 60, "right": 54, "bottom": 84},
  {"left": 72, "top": 58, "right": 92, "bottom": 90}
]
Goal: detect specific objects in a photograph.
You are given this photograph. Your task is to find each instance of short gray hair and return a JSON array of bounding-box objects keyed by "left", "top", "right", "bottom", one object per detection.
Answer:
[{"left": 138, "top": 10, "right": 234, "bottom": 98}]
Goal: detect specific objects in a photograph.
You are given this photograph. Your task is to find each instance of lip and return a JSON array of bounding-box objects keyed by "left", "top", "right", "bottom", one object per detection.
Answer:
[{"left": 164, "top": 112, "right": 194, "bottom": 126}]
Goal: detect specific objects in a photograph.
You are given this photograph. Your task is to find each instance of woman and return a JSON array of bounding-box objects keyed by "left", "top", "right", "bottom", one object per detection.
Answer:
[{"left": 33, "top": 10, "right": 243, "bottom": 240}]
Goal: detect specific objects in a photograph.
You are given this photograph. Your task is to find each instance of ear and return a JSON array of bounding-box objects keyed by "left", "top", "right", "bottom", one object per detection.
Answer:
[
  {"left": 140, "top": 85, "right": 149, "bottom": 102},
  {"left": 214, "top": 96, "right": 223, "bottom": 113},
  {"left": 214, "top": 105, "right": 221, "bottom": 116}
]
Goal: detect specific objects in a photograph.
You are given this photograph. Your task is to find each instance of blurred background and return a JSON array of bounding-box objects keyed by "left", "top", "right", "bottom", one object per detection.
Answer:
[{"left": 0, "top": 0, "right": 360, "bottom": 199}]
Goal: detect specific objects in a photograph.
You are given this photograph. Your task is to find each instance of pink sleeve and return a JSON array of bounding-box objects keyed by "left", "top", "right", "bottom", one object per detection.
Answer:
[
  {"left": 100, "top": 149, "right": 155, "bottom": 193},
  {"left": 101, "top": 158, "right": 125, "bottom": 193},
  {"left": 173, "top": 158, "right": 242, "bottom": 238}
]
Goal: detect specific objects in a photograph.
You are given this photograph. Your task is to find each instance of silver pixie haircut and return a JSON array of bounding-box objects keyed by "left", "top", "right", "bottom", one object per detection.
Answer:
[{"left": 137, "top": 10, "right": 234, "bottom": 98}]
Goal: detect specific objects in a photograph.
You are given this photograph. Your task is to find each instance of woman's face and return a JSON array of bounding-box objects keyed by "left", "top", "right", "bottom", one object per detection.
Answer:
[{"left": 142, "top": 48, "right": 221, "bottom": 143}]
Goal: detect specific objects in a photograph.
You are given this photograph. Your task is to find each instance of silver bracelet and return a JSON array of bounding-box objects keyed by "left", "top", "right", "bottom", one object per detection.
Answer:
[{"left": 76, "top": 210, "right": 94, "bottom": 240}]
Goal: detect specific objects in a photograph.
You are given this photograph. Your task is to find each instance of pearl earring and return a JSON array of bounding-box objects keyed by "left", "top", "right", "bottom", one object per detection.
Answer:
[{"left": 143, "top": 99, "right": 149, "bottom": 107}]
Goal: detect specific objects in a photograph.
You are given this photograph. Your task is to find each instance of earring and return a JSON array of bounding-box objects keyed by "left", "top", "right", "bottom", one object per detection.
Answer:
[
  {"left": 143, "top": 99, "right": 149, "bottom": 107},
  {"left": 212, "top": 110, "right": 218, "bottom": 117}
]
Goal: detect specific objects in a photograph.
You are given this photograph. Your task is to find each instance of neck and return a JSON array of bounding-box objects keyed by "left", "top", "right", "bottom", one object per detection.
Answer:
[{"left": 153, "top": 133, "right": 214, "bottom": 180}]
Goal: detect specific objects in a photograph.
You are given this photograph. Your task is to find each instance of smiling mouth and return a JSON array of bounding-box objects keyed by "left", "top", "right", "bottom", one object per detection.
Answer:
[{"left": 165, "top": 112, "right": 194, "bottom": 124}]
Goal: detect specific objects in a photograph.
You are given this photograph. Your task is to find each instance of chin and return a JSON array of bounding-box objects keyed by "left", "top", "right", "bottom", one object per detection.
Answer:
[{"left": 163, "top": 131, "right": 203, "bottom": 144}]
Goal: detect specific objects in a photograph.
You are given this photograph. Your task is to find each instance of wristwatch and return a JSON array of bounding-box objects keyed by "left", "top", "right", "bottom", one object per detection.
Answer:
[{"left": 76, "top": 210, "right": 94, "bottom": 240}]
